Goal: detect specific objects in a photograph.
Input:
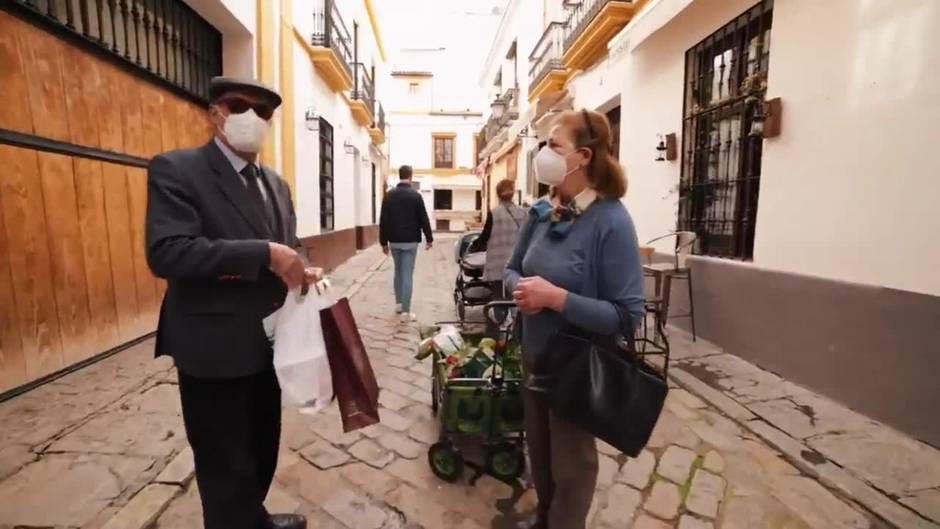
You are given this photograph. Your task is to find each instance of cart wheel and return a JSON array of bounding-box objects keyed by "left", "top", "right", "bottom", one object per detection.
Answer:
[
  {"left": 486, "top": 444, "right": 526, "bottom": 482},
  {"left": 428, "top": 442, "right": 464, "bottom": 482}
]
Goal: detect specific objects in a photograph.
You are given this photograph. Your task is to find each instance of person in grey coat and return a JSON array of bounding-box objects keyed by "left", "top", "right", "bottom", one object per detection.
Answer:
[{"left": 469, "top": 178, "right": 527, "bottom": 298}]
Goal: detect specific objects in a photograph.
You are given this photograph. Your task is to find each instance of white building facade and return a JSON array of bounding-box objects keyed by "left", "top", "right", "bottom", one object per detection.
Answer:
[
  {"left": 473, "top": 0, "right": 940, "bottom": 448},
  {"left": 384, "top": 60, "right": 486, "bottom": 233}
]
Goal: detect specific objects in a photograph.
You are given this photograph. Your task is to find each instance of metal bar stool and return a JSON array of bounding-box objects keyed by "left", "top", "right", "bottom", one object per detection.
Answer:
[{"left": 642, "top": 232, "right": 698, "bottom": 341}]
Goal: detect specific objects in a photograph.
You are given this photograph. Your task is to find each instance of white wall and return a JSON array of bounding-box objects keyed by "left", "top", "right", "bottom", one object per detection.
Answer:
[
  {"left": 754, "top": 0, "right": 940, "bottom": 296},
  {"left": 620, "top": 0, "right": 940, "bottom": 296},
  {"left": 291, "top": 0, "right": 387, "bottom": 236},
  {"left": 387, "top": 76, "right": 434, "bottom": 113},
  {"left": 620, "top": 0, "right": 759, "bottom": 253},
  {"left": 453, "top": 189, "right": 477, "bottom": 211},
  {"left": 182, "top": 0, "right": 257, "bottom": 80},
  {"left": 387, "top": 114, "right": 483, "bottom": 170},
  {"left": 568, "top": 38, "right": 627, "bottom": 112}
]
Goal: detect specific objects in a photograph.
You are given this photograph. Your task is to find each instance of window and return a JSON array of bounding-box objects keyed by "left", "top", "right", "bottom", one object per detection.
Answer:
[
  {"left": 434, "top": 189, "right": 453, "bottom": 210},
  {"left": 409, "top": 82, "right": 419, "bottom": 94},
  {"left": 319, "top": 118, "right": 334, "bottom": 231},
  {"left": 679, "top": 0, "right": 773, "bottom": 260},
  {"left": 433, "top": 134, "right": 456, "bottom": 169},
  {"left": 475, "top": 190, "right": 482, "bottom": 211}
]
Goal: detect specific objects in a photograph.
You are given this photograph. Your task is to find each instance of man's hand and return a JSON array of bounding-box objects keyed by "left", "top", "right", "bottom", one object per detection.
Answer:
[
  {"left": 382, "top": 245, "right": 389, "bottom": 256},
  {"left": 425, "top": 242, "right": 433, "bottom": 251},
  {"left": 303, "top": 267, "right": 324, "bottom": 285},
  {"left": 269, "top": 242, "right": 305, "bottom": 289},
  {"left": 513, "top": 276, "right": 567, "bottom": 315}
]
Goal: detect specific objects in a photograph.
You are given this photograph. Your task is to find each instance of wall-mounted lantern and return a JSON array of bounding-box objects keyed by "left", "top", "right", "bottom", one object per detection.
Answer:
[
  {"left": 343, "top": 140, "right": 355, "bottom": 154},
  {"left": 749, "top": 97, "right": 782, "bottom": 138},
  {"left": 304, "top": 107, "right": 319, "bottom": 131},
  {"left": 655, "top": 133, "right": 678, "bottom": 162}
]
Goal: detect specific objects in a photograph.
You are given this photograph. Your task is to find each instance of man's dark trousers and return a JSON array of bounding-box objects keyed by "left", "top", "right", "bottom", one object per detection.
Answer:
[
  {"left": 179, "top": 369, "right": 280, "bottom": 529},
  {"left": 146, "top": 141, "right": 304, "bottom": 529}
]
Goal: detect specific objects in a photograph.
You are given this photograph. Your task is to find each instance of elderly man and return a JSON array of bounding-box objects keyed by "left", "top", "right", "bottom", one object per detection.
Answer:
[{"left": 146, "top": 77, "right": 316, "bottom": 529}]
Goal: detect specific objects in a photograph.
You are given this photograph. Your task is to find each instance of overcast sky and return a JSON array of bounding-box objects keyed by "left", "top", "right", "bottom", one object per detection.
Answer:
[{"left": 374, "top": 0, "right": 506, "bottom": 110}]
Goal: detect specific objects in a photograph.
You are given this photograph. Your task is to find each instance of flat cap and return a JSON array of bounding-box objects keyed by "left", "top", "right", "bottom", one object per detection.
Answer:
[{"left": 209, "top": 76, "right": 282, "bottom": 108}]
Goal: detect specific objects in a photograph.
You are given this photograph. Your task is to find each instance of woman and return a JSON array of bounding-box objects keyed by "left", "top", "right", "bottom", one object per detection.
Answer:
[
  {"left": 469, "top": 178, "right": 527, "bottom": 298},
  {"left": 505, "top": 110, "right": 645, "bottom": 529}
]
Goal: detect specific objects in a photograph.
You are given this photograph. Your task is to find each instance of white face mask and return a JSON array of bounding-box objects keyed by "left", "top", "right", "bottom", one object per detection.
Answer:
[
  {"left": 534, "top": 146, "right": 578, "bottom": 186},
  {"left": 220, "top": 108, "right": 270, "bottom": 153}
]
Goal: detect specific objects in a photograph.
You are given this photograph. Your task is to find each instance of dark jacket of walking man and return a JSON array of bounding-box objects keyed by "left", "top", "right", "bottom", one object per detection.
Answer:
[
  {"left": 146, "top": 77, "right": 320, "bottom": 529},
  {"left": 379, "top": 165, "right": 433, "bottom": 322}
]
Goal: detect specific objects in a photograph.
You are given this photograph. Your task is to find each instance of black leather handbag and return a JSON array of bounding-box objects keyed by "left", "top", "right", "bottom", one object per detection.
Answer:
[{"left": 531, "top": 323, "right": 668, "bottom": 457}]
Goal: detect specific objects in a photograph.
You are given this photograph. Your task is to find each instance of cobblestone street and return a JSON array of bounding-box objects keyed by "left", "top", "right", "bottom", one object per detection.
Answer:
[{"left": 0, "top": 237, "right": 938, "bottom": 529}]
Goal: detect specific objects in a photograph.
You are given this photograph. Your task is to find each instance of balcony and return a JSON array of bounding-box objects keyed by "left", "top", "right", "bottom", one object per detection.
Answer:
[
  {"left": 562, "top": 0, "right": 636, "bottom": 71},
  {"left": 476, "top": 124, "right": 488, "bottom": 165},
  {"left": 495, "top": 88, "right": 520, "bottom": 127},
  {"left": 528, "top": 22, "right": 569, "bottom": 103},
  {"left": 350, "top": 63, "right": 375, "bottom": 127},
  {"left": 369, "top": 102, "right": 386, "bottom": 145},
  {"left": 310, "top": 0, "right": 354, "bottom": 92}
]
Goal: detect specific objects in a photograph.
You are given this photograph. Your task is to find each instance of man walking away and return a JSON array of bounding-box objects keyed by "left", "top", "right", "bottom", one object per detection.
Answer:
[
  {"left": 147, "top": 76, "right": 320, "bottom": 529},
  {"left": 379, "top": 165, "right": 433, "bottom": 322}
]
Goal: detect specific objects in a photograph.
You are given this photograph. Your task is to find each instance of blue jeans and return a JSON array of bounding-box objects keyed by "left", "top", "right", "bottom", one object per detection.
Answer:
[{"left": 389, "top": 243, "right": 418, "bottom": 312}]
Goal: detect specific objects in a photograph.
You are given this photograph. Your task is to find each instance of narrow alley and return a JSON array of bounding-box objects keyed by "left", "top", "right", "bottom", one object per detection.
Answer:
[{"left": 2, "top": 239, "right": 937, "bottom": 529}]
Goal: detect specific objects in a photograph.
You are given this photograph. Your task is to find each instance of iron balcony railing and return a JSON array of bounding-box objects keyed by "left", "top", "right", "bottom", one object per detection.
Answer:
[
  {"left": 312, "top": 0, "right": 353, "bottom": 79},
  {"left": 8, "top": 0, "right": 222, "bottom": 102},
  {"left": 528, "top": 22, "right": 566, "bottom": 89},
  {"left": 563, "top": 0, "right": 626, "bottom": 52},
  {"left": 374, "top": 101, "right": 386, "bottom": 132},
  {"left": 352, "top": 62, "right": 375, "bottom": 116},
  {"left": 483, "top": 115, "right": 502, "bottom": 149},
  {"left": 497, "top": 87, "right": 520, "bottom": 127}
]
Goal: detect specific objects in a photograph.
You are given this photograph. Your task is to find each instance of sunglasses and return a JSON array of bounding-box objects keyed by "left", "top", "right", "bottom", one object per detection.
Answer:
[{"left": 215, "top": 96, "right": 275, "bottom": 120}]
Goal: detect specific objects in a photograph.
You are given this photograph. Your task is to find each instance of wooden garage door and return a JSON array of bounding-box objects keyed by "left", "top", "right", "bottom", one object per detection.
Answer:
[{"left": 0, "top": 9, "right": 212, "bottom": 393}]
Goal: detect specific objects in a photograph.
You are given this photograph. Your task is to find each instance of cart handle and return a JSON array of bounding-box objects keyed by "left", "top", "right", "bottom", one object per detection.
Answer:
[{"left": 484, "top": 302, "right": 518, "bottom": 326}]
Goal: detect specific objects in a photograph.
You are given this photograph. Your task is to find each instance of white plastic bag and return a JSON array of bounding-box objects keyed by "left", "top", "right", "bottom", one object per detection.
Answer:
[
  {"left": 267, "top": 280, "right": 336, "bottom": 415},
  {"left": 432, "top": 325, "right": 465, "bottom": 356}
]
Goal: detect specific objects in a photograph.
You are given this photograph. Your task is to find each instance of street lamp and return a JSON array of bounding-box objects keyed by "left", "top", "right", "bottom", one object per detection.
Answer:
[{"left": 491, "top": 98, "right": 506, "bottom": 119}]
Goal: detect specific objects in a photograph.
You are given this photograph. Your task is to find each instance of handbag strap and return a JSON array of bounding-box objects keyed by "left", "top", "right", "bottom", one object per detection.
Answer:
[{"left": 504, "top": 203, "right": 521, "bottom": 229}]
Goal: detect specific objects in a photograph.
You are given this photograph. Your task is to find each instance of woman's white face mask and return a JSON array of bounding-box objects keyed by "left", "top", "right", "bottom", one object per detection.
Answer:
[
  {"left": 534, "top": 146, "right": 579, "bottom": 187},
  {"left": 219, "top": 108, "right": 270, "bottom": 153}
]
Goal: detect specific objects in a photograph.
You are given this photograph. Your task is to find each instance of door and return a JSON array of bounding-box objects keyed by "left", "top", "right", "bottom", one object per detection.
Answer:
[
  {"left": 371, "top": 162, "right": 377, "bottom": 224},
  {"left": 0, "top": 7, "right": 216, "bottom": 392}
]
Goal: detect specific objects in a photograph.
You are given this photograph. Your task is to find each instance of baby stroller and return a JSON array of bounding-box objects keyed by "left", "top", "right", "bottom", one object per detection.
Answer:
[
  {"left": 417, "top": 302, "right": 525, "bottom": 483},
  {"left": 453, "top": 232, "right": 494, "bottom": 321}
]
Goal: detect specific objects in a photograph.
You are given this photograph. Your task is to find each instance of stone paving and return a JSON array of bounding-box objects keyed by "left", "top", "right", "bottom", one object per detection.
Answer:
[{"left": 0, "top": 237, "right": 938, "bottom": 529}]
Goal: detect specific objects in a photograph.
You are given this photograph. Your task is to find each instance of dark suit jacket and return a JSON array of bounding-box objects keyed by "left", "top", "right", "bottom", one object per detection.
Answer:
[
  {"left": 146, "top": 140, "right": 302, "bottom": 378},
  {"left": 379, "top": 182, "right": 433, "bottom": 246}
]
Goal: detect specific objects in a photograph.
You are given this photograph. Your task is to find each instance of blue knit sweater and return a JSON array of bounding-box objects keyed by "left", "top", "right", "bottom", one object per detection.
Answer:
[{"left": 504, "top": 198, "right": 645, "bottom": 361}]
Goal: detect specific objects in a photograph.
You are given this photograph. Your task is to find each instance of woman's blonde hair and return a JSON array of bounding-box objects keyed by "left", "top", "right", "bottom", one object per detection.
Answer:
[{"left": 555, "top": 109, "right": 626, "bottom": 198}]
